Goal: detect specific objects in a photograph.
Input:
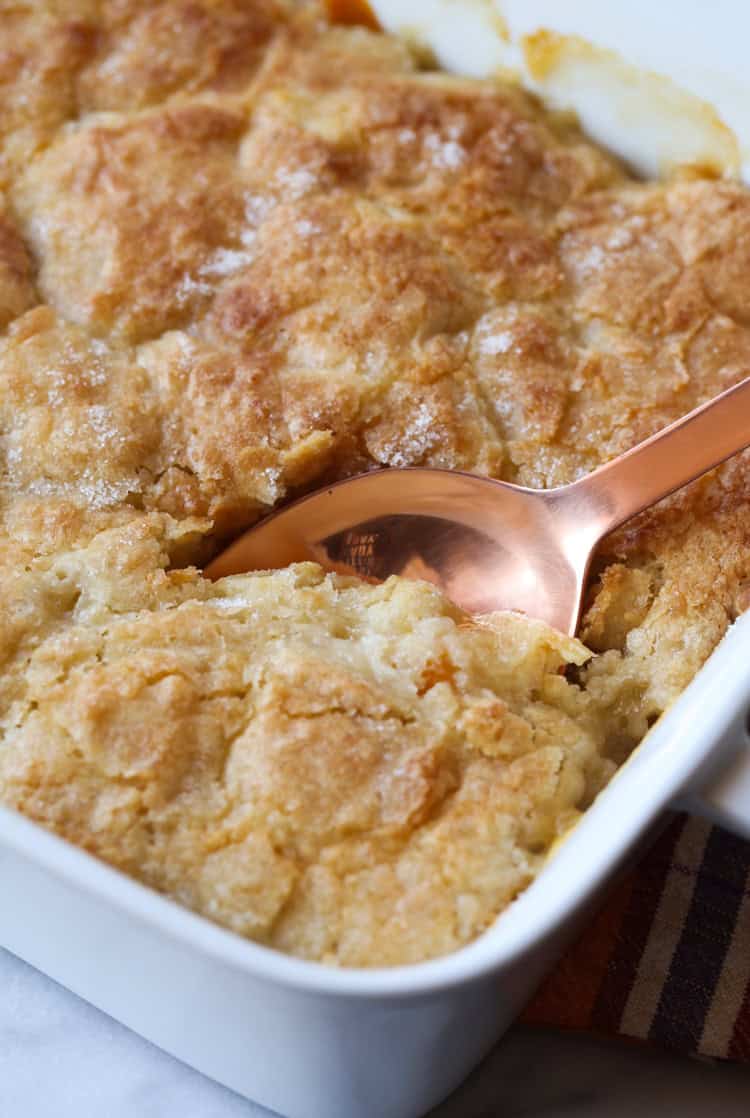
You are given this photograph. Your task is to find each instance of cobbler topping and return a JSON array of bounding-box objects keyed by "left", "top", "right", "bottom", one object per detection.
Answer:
[{"left": 1, "top": 1, "right": 749, "bottom": 965}]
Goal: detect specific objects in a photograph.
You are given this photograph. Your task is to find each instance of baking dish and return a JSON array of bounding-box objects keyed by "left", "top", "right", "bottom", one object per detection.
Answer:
[
  {"left": 1, "top": 613, "right": 749, "bottom": 1118},
  {"left": 4, "top": 6, "right": 750, "bottom": 1118}
]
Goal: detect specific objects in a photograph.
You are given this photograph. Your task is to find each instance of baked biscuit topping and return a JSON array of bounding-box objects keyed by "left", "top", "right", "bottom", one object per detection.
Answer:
[
  {"left": 1, "top": 552, "right": 609, "bottom": 965},
  {"left": 1, "top": 1, "right": 749, "bottom": 965}
]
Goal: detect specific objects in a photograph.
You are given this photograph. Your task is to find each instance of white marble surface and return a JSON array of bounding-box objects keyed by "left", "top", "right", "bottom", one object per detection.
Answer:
[{"left": 1, "top": 945, "right": 749, "bottom": 1117}]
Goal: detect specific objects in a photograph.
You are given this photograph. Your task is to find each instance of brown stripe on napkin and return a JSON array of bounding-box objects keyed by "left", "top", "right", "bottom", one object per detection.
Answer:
[
  {"left": 648, "top": 826, "right": 750, "bottom": 1050},
  {"left": 729, "top": 964, "right": 750, "bottom": 1059},
  {"left": 704, "top": 887, "right": 750, "bottom": 1057},
  {"left": 591, "top": 816, "right": 688, "bottom": 1035},
  {"left": 522, "top": 815, "right": 750, "bottom": 1061}
]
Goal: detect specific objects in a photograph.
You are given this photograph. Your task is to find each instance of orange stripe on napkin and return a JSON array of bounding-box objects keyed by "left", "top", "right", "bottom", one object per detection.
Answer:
[{"left": 521, "top": 871, "right": 636, "bottom": 1030}]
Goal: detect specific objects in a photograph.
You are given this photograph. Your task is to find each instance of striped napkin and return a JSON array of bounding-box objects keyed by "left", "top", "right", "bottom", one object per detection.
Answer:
[{"left": 522, "top": 815, "right": 750, "bottom": 1059}]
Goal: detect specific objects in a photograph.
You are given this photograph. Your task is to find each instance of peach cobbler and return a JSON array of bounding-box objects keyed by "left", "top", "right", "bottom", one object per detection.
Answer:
[{"left": 1, "top": 1, "right": 749, "bottom": 965}]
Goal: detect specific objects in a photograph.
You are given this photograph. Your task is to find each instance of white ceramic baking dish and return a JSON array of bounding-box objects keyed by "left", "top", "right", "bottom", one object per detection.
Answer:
[
  {"left": 4, "top": 5, "right": 750, "bottom": 1117},
  {"left": 371, "top": 0, "right": 750, "bottom": 182},
  {"left": 1, "top": 613, "right": 749, "bottom": 1118}
]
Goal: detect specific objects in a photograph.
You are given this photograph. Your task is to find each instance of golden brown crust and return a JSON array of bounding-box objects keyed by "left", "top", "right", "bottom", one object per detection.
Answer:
[
  {"left": 1, "top": 2, "right": 750, "bottom": 966},
  {"left": 15, "top": 104, "right": 249, "bottom": 342},
  {"left": 78, "top": 0, "right": 290, "bottom": 112},
  {"left": 0, "top": 200, "right": 37, "bottom": 326},
  {"left": 0, "top": 555, "right": 606, "bottom": 965},
  {"left": 0, "top": 5, "right": 98, "bottom": 188}
]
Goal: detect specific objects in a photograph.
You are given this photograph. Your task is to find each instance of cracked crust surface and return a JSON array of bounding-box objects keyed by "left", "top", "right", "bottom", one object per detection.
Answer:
[
  {"left": 1, "top": 1, "right": 750, "bottom": 965},
  {"left": 0, "top": 550, "right": 609, "bottom": 965}
]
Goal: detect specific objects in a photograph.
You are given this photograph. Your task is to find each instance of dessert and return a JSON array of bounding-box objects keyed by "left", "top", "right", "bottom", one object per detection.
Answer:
[{"left": 1, "top": 0, "right": 749, "bottom": 965}]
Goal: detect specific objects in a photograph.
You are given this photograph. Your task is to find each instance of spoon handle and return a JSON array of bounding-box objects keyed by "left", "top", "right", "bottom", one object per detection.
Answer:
[{"left": 571, "top": 375, "right": 750, "bottom": 538}]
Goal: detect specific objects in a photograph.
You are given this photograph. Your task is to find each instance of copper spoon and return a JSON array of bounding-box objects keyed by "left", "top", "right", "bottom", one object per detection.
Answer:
[{"left": 206, "top": 377, "right": 750, "bottom": 635}]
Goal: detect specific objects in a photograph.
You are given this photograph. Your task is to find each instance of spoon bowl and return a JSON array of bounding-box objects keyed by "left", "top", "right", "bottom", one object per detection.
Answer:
[{"left": 206, "top": 377, "right": 750, "bottom": 635}]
